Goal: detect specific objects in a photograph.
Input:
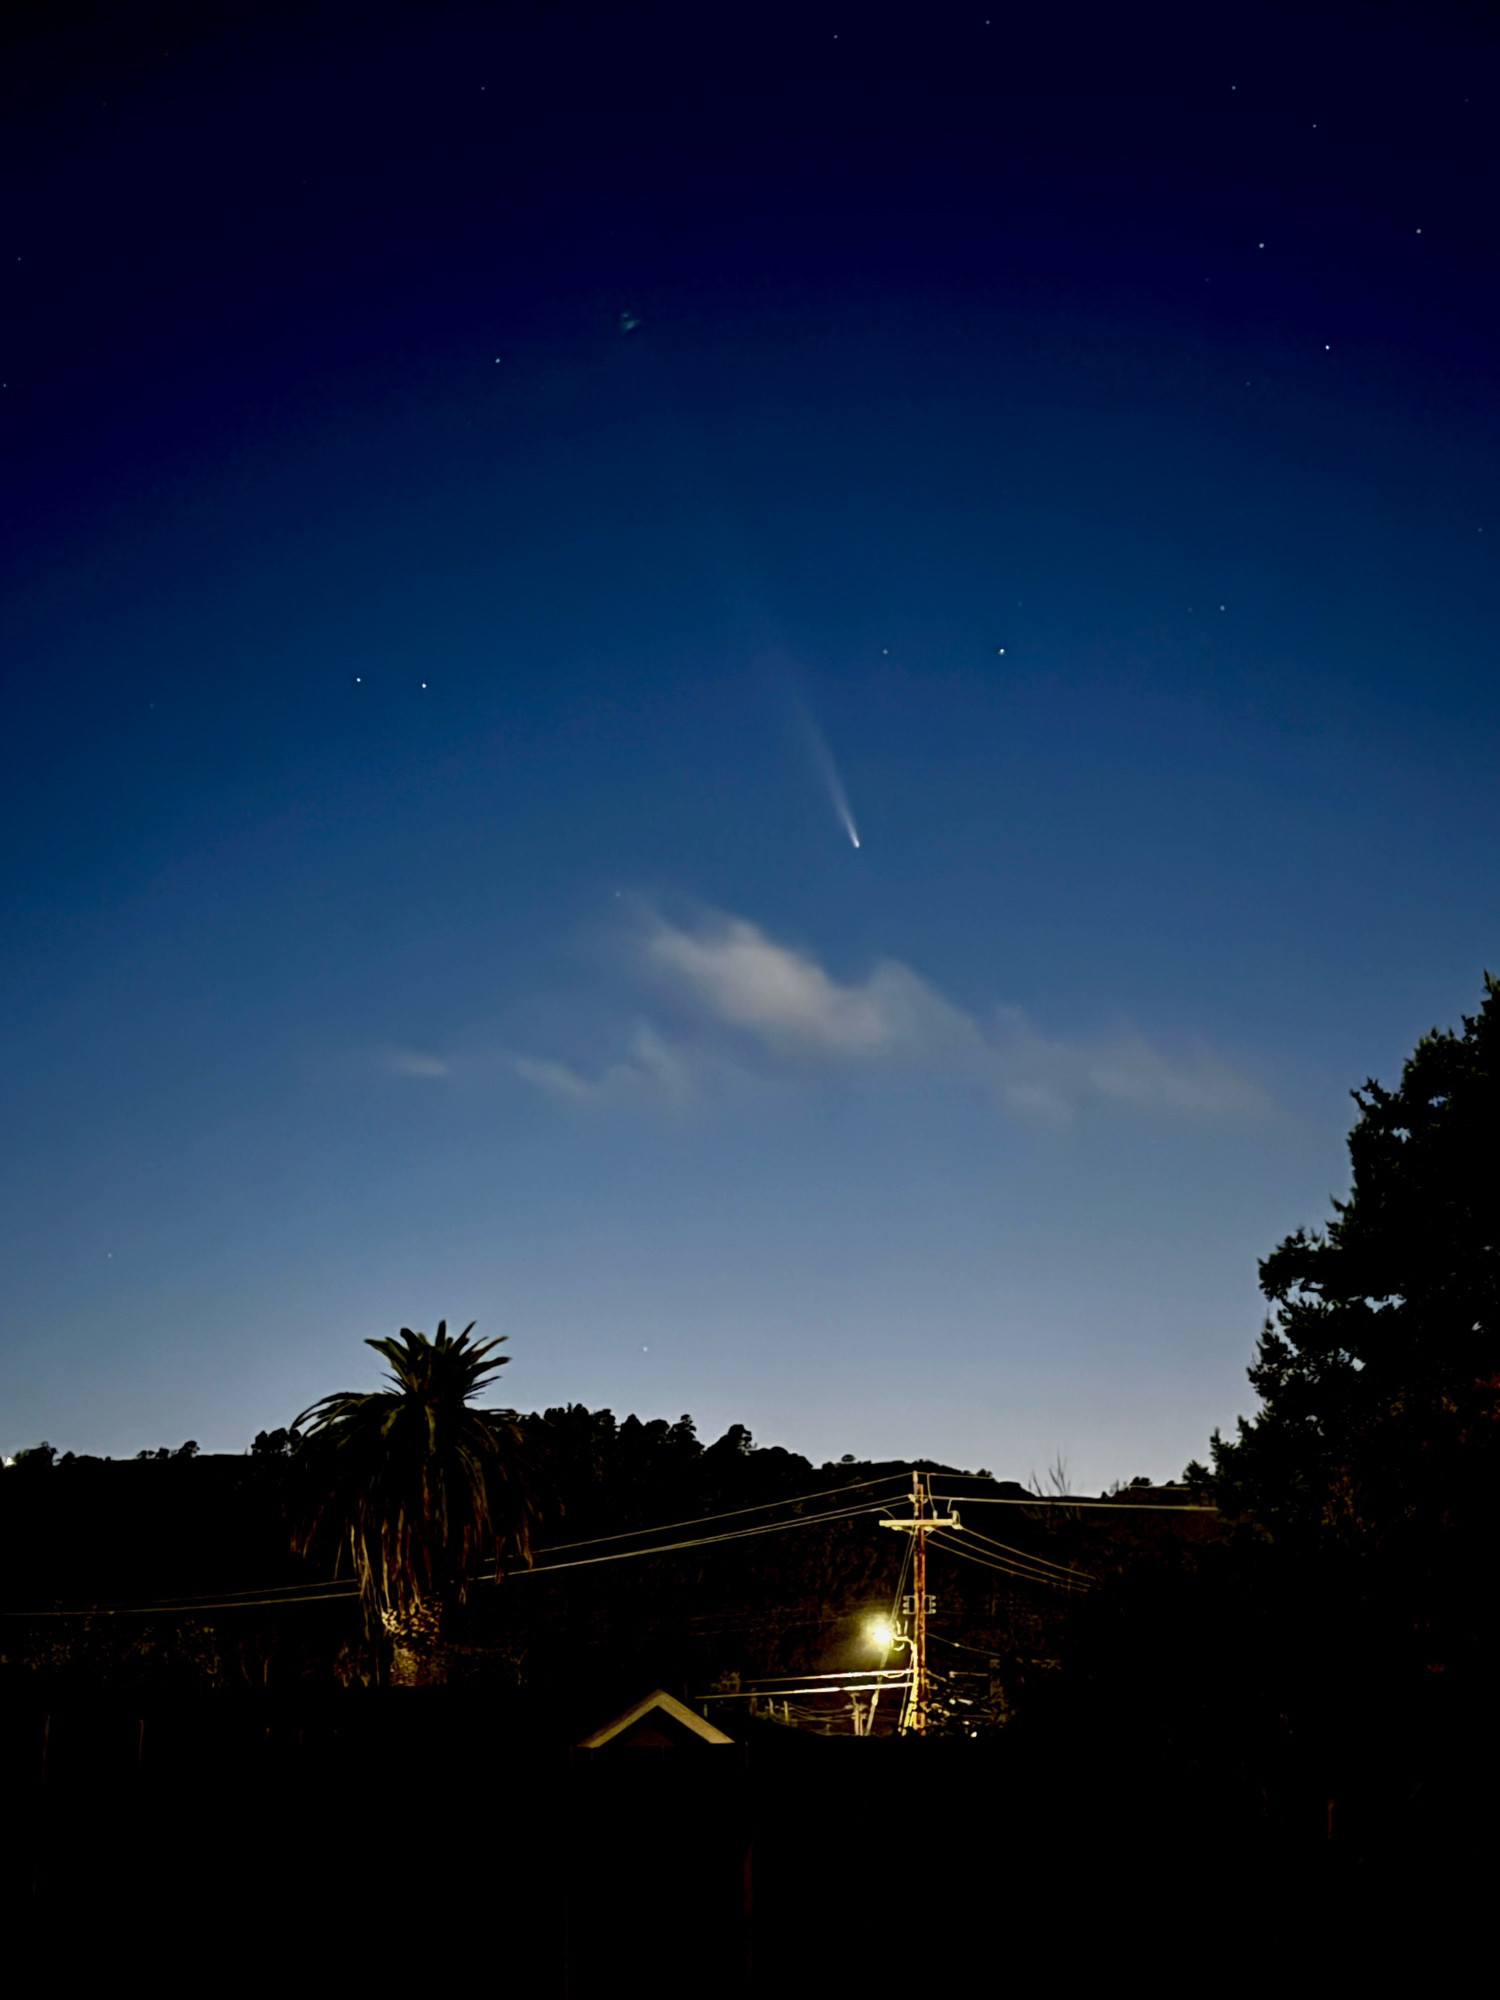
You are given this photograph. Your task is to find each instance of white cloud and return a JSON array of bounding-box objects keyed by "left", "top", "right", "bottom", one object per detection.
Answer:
[
  {"left": 500, "top": 905, "right": 1268, "bottom": 1123},
  {"left": 639, "top": 909, "right": 1268, "bottom": 1121},
  {"left": 647, "top": 915, "right": 905, "bottom": 1054}
]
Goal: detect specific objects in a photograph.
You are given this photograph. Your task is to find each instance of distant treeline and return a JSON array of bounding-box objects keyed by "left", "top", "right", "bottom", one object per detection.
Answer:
[{"left": 0, "top": 1405, "right": 1199, "bottom": 1720}]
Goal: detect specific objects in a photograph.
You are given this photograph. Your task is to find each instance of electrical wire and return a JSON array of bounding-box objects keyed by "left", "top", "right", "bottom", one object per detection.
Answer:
[
  {"left": 0, "top": 1575, "right": 359, "bottom": 1614},
  {"left": 533, "top": 1469, "right": 910, "bottom": 1554},
  {"left": 933, "top": 1521, "right": 1092, "bottom": 1579},
  {"left": 931, "top": 1490, "right": 1217, "bottom": 1514},
  {"left": 931, "top": 1531, "right": 1090, "bottom": 1589},
  {"left": 701, "top": 1679, "right": 905, "bottom": 1699},
  {"left": 929, "top": 1530, "right": 1093, "bottom": 1591},
  {"left": 928, "top": 1630, "right": 1006, "bottom": 1659},
  {"left": 951, "top": 1523, "right": 1095, "bottom": 1582},
  {"left": 513, "top": 1494, "right": 895, "bottom": 1576},
  {"left": 0, "top": 1583, "right": 360, "bottom": 1618},
  {"left": 938, "top": 1536, "right": 1078, "bottom": 1586},
  {"left": 0, "top": 1483, "right": 903, "bottom": 1618},
  {"left": 5, "top": 1467, "right": 1141, "bottom": 1620},
  {"left": 886, "top": 1519, "right": 916, "bottom": 1627},
  {"left": 720, "top": 1667, "right": 909, "bottom": 1685},
  {"left": 929, "top": 1530, "right": 1076, "bottom": 1585}
]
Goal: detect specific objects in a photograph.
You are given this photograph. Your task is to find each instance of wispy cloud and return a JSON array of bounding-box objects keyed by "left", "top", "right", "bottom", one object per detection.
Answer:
[
  {"left": 498, "top": 905, "right": 1268, "bottom": 1123},
  {"left": 637, "top": 909, "right": 1267, "bottom": 1121},
  {"left": 508, "top": 1025, "right": 702, "bottom": 1111},
  {"left": 378, "top": 1046, "right": 449, "bottom": 1078},
  {"left": 981, "top": 1005, "right": 1267, "bottom": 1120}
]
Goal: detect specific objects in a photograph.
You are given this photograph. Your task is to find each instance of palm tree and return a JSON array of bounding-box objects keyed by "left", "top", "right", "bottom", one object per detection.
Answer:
[{"left": 292, "top": 1321, "right": 535, "bottom": 1685}]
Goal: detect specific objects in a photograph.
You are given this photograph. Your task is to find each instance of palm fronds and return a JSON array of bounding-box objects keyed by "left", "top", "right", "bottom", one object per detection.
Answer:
[{"left": 292, "top": 1321, "right": 536, "bottom": 1634}]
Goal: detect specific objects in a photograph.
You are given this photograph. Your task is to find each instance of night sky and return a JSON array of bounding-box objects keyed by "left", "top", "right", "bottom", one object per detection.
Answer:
[{"left": 4, "top": 1, "right": 1498, "bottom": 1484}]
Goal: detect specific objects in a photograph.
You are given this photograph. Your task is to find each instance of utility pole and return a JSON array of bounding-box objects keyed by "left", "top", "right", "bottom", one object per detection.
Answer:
[{"left": 880, "top": 1470, "right": 961, "bottom": 1733}]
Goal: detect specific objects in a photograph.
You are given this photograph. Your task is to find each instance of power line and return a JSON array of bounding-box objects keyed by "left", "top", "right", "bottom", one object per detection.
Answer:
[
  {"left": 1, "top": 1467, "right": 1146, "bottom": 1620},
  {"left": 932, "top": 1491, "right": 1217, "bottom": 1514},
  {"left": 0, "top": 1583, "right": 359, "bottom": 1619},
  {"left": 931, "top": 1530, "right": 1091, "bottom": 1588},
  {"left": 934, "top": 1546, "right": 1082, "bottom": 1593},
  {"left": 0, "top": 1473, "right": 908, "bottom": 1618},
  {"left": 533, "top": 1469, "right": 909, "bottom": 1555},
  {"left": 719, "top": 1668, "right": 910, "bottom": 1685},
  {"left": 952, "top": 1523, "right": 1094, "bottom": 1582},
  {"left": 702, "top": 1679, "right": 907, "bottom": 1700},
  {"left": 515, "top": 1494, "right": 894, "bottom": 1575},
  {"left": 4, "top": 1577, "right": 352, "bottom": 1612},
  {"left": 888, "top": 1521, "right": 915, "bottom": 1618},
  {"left": 929, "top": 1530, "right": 1093, "bottom": 1592},
  {"left": 929, "top": 1630, "right": 1006, "bottom": 1659}
]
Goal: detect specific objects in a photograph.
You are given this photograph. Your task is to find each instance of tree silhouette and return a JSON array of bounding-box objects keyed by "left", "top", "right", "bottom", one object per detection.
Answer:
[
  {"left": 1200, "top": 974, "right": 1500, "bottom": 1670},
  {"left": 293, "top": 1321, "right": 535, "bottom": 1684}
]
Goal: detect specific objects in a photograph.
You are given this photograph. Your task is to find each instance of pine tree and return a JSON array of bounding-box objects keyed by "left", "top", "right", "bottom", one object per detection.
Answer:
[{"left": 1200, "top": 976, "right": 1500, "bottom": 1666}]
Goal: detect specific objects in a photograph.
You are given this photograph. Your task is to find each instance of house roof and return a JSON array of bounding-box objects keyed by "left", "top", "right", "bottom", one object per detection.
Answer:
[{"left": 578, "top": 1687, "right": 735, "bottom": 1749}]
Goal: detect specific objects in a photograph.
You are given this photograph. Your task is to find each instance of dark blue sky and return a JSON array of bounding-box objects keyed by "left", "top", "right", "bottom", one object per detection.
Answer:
[{"left": 3, "top": 1, "right": 1498, "bottom": 1481}]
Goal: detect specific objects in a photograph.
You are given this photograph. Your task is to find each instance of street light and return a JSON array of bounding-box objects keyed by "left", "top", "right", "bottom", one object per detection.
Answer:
[{"left": 869, "top": 1616, "right": 910, "bottom": 1656}]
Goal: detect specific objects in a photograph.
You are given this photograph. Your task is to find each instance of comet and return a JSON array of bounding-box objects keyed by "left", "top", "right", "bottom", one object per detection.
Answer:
[{"left": 800, "top": 706, "right": 862, "bottom": 851}]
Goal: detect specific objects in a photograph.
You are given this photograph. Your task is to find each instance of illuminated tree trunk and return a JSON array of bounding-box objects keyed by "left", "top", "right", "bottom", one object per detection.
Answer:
[{"left": 380, "top": 1599, "right": 447, "bottom": 1686}]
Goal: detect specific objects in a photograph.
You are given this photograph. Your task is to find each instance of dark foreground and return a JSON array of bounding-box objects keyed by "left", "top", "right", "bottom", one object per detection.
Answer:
[{"left": 2, "top": 1689, "right": 1484, "bottom": 1987}]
